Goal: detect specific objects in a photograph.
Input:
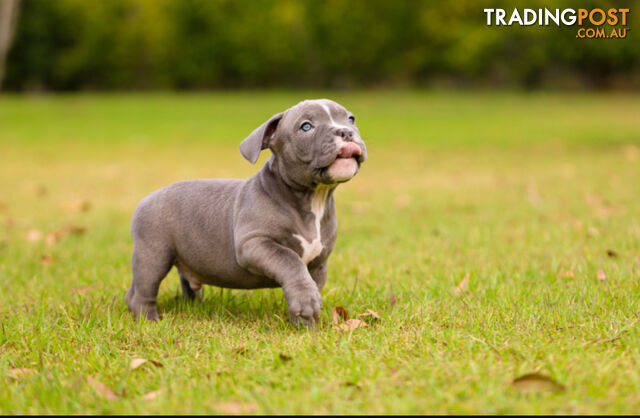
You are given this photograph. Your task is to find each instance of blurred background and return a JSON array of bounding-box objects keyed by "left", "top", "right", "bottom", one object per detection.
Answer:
[{"left": 1, "top": 0, "right": 639, "bottom": 92}]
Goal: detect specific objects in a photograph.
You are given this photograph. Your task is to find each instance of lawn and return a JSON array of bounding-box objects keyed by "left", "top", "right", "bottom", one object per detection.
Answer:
[{"left": 0, "top": 91, "right": 639, "bottom": 414}]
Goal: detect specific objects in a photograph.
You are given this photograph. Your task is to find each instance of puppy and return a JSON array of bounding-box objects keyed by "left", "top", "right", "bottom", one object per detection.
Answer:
[{"left": 125, "top": 99, "right": 367, "bottom": 324}]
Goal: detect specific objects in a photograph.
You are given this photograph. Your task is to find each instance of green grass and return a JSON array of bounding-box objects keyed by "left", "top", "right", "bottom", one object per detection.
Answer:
[{"left": 0, "top": 91, "right": 639, "bottom": 414}]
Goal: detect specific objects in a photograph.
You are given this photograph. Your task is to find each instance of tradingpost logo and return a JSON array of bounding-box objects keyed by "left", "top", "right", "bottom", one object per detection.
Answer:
[{"left": 484, "top": 8, "right": 631, "bottom": 39}]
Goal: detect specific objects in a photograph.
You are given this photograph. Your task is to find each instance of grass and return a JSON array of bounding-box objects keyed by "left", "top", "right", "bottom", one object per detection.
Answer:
[{"left": 0, "top": 91, "right": 639, "bottom": 414}]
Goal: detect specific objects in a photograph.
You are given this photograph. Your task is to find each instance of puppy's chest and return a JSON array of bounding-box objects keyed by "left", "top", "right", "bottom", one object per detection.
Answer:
[{"left": 292, "top": 186, "right": 332, "bottom": 265}]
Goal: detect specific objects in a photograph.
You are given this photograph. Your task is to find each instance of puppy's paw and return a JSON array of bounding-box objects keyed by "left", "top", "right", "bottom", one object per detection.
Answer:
[{"left": 283, "top": 281, "right": 322, "bottom": 325}]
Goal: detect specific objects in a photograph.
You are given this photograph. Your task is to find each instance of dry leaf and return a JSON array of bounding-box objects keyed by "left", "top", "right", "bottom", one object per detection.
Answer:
[
  {"left": 278, "top": 353, "right": 292, "bottom": 362},
  {"left": 234, "top": 347, "right": 248, "bottom": 355},
  {"left": 358, "top": 309, "right": 381, "bottom": 320},
  {"left": 25, "top": 229, "right": 42, "bottom": 243},
  {"left": 41, "top": 254, "right": 53, "bottom": 265},
  {"left": 587, "top": 226, "right": 600, "bottom": 237},
  {"left": 7, "top": 368, "right": 36, "bottom": 379},
  {"left": 454, "top": 273, "right": 470, "bottom": 296},
  {"left": 606, "top": 249, "right": 618, "bottom": 258},
  {"left": 332, "top": 306, "right": 349, "bottom": 325},
  {"left": 512, "top": 373, "right": 565, "bottom": 393},
  {"left": 142, "top": 390, "right": 162, "bottom": 400},
  {"left": 558, "top": 270, "right": 575, "bottom": 279},
  {"left": 338, "top": 319, "right": 367, "bottom": 332},
  {"left": 582, "top": 336, "right": 621, "bottom": 346},
  {"left": 389, "top": 292, "right": 397, "bottom": 307},
  {"left": 130, "top": 358, "right": 148, "bottom": 370},
  {"left": 213, "top": 401, "right": 258, "bottom": 414},
  {"left": 72, "top": 285, "right": 94, "bottom": 295},
  {"left": 596, "top": 269, "right": 607, "bottom": 281},
  {"left": 63, "top": 199, "right": 92, "bottom": 213},
  {"left": 394, "top": 194, "right": 411, "bottom": 209},
  {"left": 87, "top": 377, "right": 118, "bottom": 401}
]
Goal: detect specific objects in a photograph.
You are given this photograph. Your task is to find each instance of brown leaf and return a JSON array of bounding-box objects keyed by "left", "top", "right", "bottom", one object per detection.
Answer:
[
  {"left": 72, "top": 285, "right": 94, "bottom": 295},
  {"left": 358, "top": 309, "right": 381, "bottom": 320},
  {"left": 389, "top": 292, "right": 397, "bottom": 307},
  {"left": 130, "top": 358, "right": 148, "bottom": 370},
  {"left": 142, "top": 390, "right": 162, "bottom": 400},
  {"left": 332, "top": 306, "right": 349, "bottom": 325},
  {"left": 87, "top": 377, "right": 118, "bottom": 401},
  {"left": 454, "top": 273, "right": 470, "bottom": 296},
  {"left": 558, "top": 270, "right": 575, "bottom": 279},
  {"left": 278, "top": 353, "right": 292, "bottom": 362},
  {"left": 25, "top": 229, "right": 42, "bottom": 243},
  {"left": 512, "top": 373, "right": 565, "bottom": 393},
  {"left": 596, "top": 269, "right": 607, "bottom": 281},
  {"left": 234, "top": 347, "right": 248, "bottom": 355},
  {"left": 339, "top": 319, "right": 367, "bottom": 332},
  {"left": 7, "top": 368, "right": 36, "bottom": 379},
  {"left": 41, "top": 254, "right": 53, "bottom": 266},
  {"left": 213, "top": 401, "right": 258, "bottom": 414},
  {"left": 63, "top": 199, "right": 92, "bottom": 213},
  {"left": 582, "top": 336, "right": 621, "bottom": 346},
  {"left": 606, "top": 249, "right": 618, "bottom": 258}
]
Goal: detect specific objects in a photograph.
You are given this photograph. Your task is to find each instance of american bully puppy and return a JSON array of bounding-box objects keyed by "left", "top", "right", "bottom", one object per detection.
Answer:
[{"left": 125, "top": 99, "right": 367, "bottom": 324}]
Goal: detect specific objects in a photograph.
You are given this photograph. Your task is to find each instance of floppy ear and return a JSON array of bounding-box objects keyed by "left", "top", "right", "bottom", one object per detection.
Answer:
[{"left": 239, "top": 112, "right": 284, "bottom": 164}]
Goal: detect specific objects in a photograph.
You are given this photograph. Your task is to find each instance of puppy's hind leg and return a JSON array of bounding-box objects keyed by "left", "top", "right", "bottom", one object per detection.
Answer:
[{"left": 126, "top": 243, "right": 174, "bottom": 321}]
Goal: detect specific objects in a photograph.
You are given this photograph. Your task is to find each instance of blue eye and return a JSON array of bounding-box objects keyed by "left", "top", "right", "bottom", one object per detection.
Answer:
[
  {"left": 301, "top": 122, "right": 312, "bottom": 132},
  {"left": 348, "top": 116, "right": 355, "bottom": 124}
]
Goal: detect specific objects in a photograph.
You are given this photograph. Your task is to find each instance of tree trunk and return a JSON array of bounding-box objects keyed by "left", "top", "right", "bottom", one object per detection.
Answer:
[{"left": 0, "top": 0, "right": 21, "bottom": 89}]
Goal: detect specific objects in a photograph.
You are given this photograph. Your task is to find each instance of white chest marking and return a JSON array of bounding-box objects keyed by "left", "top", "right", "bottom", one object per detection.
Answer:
[{"left": 293, "top": 185, "right": 330, "bottom": 264}]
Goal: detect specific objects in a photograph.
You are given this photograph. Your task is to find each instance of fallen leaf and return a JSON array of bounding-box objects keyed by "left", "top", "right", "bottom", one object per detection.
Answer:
[
  {"left": 454, "top": 273, "right": 470, "bottom": 296},
  {"left": 558, "top": 270, "right": 575, "bottom": 279},
  {"left": 87, "top": 377, "right": 118, "bottom": 401},
  {"left": 41, "top": 254, "right": 53, "bottom": 265},
  {"left": 596, "top": 269, "right": 607, "bottom": 281},
  {"left": 389, "top": 292, "right": 397, "bottom": 307},
  {"left": 394, "top": 194, "right": 411, "bottom": 209},
  {"left": 278, "top": 353, "right": 292, "bottom": 362},
  {"left": 606, "top": 249, "right": 618, "bottom": 258},
  {"left": 213, "top": 401, "right": 257, "bottom": 414},
  {"left": 130, "top": 358, "right": 148, "bottom": 370},
  {"left": 7, "top": 368, "right": 36, "bottom": 379},
  {"left": 63, "top": 199, "right": 92, "bottom": 213},
  {"left": 234, "top": 347, "right": 248, "bottom": 355},
  {"left": 358, "top": 309, "right": 381, "bottom": 320},
  {"left": 332, "top": 306, "right": 349, "bottom": 325},
  {"left": 66, "top": 224, "right": 87, "bottom": 235},
  {"left": 72, "top": 285, "right": 94, "bottom": 295},
  {"left": 587, "top": 226, "right": 600, "bottom": 237},
  {"left": 582, "top": 336, "right": 621, "bottom": 346},
  {"left": 338, "top": 318, "right": 367, "bottom": 332},
  {"left": 25, "top": 229, "right": 42, "bottom": 243},
  {"left": 512, "top": 373, "right": 565, "bottom": 393},
  {"left": 142, "top": 390, "right": 162, "bottom": 400}
]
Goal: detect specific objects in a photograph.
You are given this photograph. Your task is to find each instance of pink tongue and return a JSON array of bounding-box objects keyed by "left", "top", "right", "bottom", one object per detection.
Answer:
[{"left": 338, "top": 142, "right": 362, "bottom": 158}]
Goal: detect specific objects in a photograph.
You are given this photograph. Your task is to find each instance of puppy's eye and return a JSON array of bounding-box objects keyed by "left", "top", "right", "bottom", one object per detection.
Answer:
[
  {"left": 348, "top": 116, "right": 356, "bottom": 124},
  {"left": 300, "top": 122, "right": 313, "bottom": 132}
]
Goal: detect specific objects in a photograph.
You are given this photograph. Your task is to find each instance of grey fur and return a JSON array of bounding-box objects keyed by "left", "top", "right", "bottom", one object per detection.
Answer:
[{"left": 125, "top": 99, "right": 367, "bottom": 324}]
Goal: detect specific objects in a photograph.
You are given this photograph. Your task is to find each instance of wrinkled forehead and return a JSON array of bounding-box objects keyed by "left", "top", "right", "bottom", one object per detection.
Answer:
[{"left": 283, "top": 99, "right": 350, "bottom": 125}]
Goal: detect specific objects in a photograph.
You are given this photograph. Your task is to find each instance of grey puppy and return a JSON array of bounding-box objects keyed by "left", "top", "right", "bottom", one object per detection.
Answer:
[{"left": 125, "top": 99, "right": 367, "bottom": 324}]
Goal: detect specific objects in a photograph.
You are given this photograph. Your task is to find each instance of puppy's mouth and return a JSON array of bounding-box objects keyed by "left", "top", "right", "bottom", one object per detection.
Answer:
[{"left": 323, "top": 142, "right": 362, "bottom": 182}]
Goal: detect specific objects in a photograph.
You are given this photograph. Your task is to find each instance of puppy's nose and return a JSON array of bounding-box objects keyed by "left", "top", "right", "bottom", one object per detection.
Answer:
[
  {"left": 338, "top": 142, "right": 362, "bottom": 158},
  {"left": 335, "top": 127, "right": 354, "bottom": 141}
]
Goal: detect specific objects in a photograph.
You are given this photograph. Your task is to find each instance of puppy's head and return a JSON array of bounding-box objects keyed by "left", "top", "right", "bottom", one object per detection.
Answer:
[{"left": 239, "top": 99, "right": 367, "bottom": 187}]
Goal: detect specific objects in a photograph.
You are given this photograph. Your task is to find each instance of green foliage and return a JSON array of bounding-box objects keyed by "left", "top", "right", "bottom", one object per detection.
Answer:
[{"left": 4, "top": 0, "right": 640, "bottom": 89}]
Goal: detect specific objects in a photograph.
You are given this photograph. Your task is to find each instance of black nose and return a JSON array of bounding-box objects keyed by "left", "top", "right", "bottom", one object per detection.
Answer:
[{"left": 335, "top": 127, "right": 354, "bottom": 141}]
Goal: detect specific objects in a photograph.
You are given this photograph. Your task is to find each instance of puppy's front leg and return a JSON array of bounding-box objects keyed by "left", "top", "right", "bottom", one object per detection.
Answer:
[{"left": 237, "top": 237, "right": 321, "bottom": 324}]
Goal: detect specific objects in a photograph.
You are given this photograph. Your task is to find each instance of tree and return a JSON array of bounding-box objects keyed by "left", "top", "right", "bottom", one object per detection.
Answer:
[{"left": 0, "top": 0, "right": 20, "bottom": 88}]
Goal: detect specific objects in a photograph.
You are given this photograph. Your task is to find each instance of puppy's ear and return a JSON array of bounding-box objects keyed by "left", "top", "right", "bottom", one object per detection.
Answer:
[{"left": 239, "top": 112, "right": 284, "bottom": 164}]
